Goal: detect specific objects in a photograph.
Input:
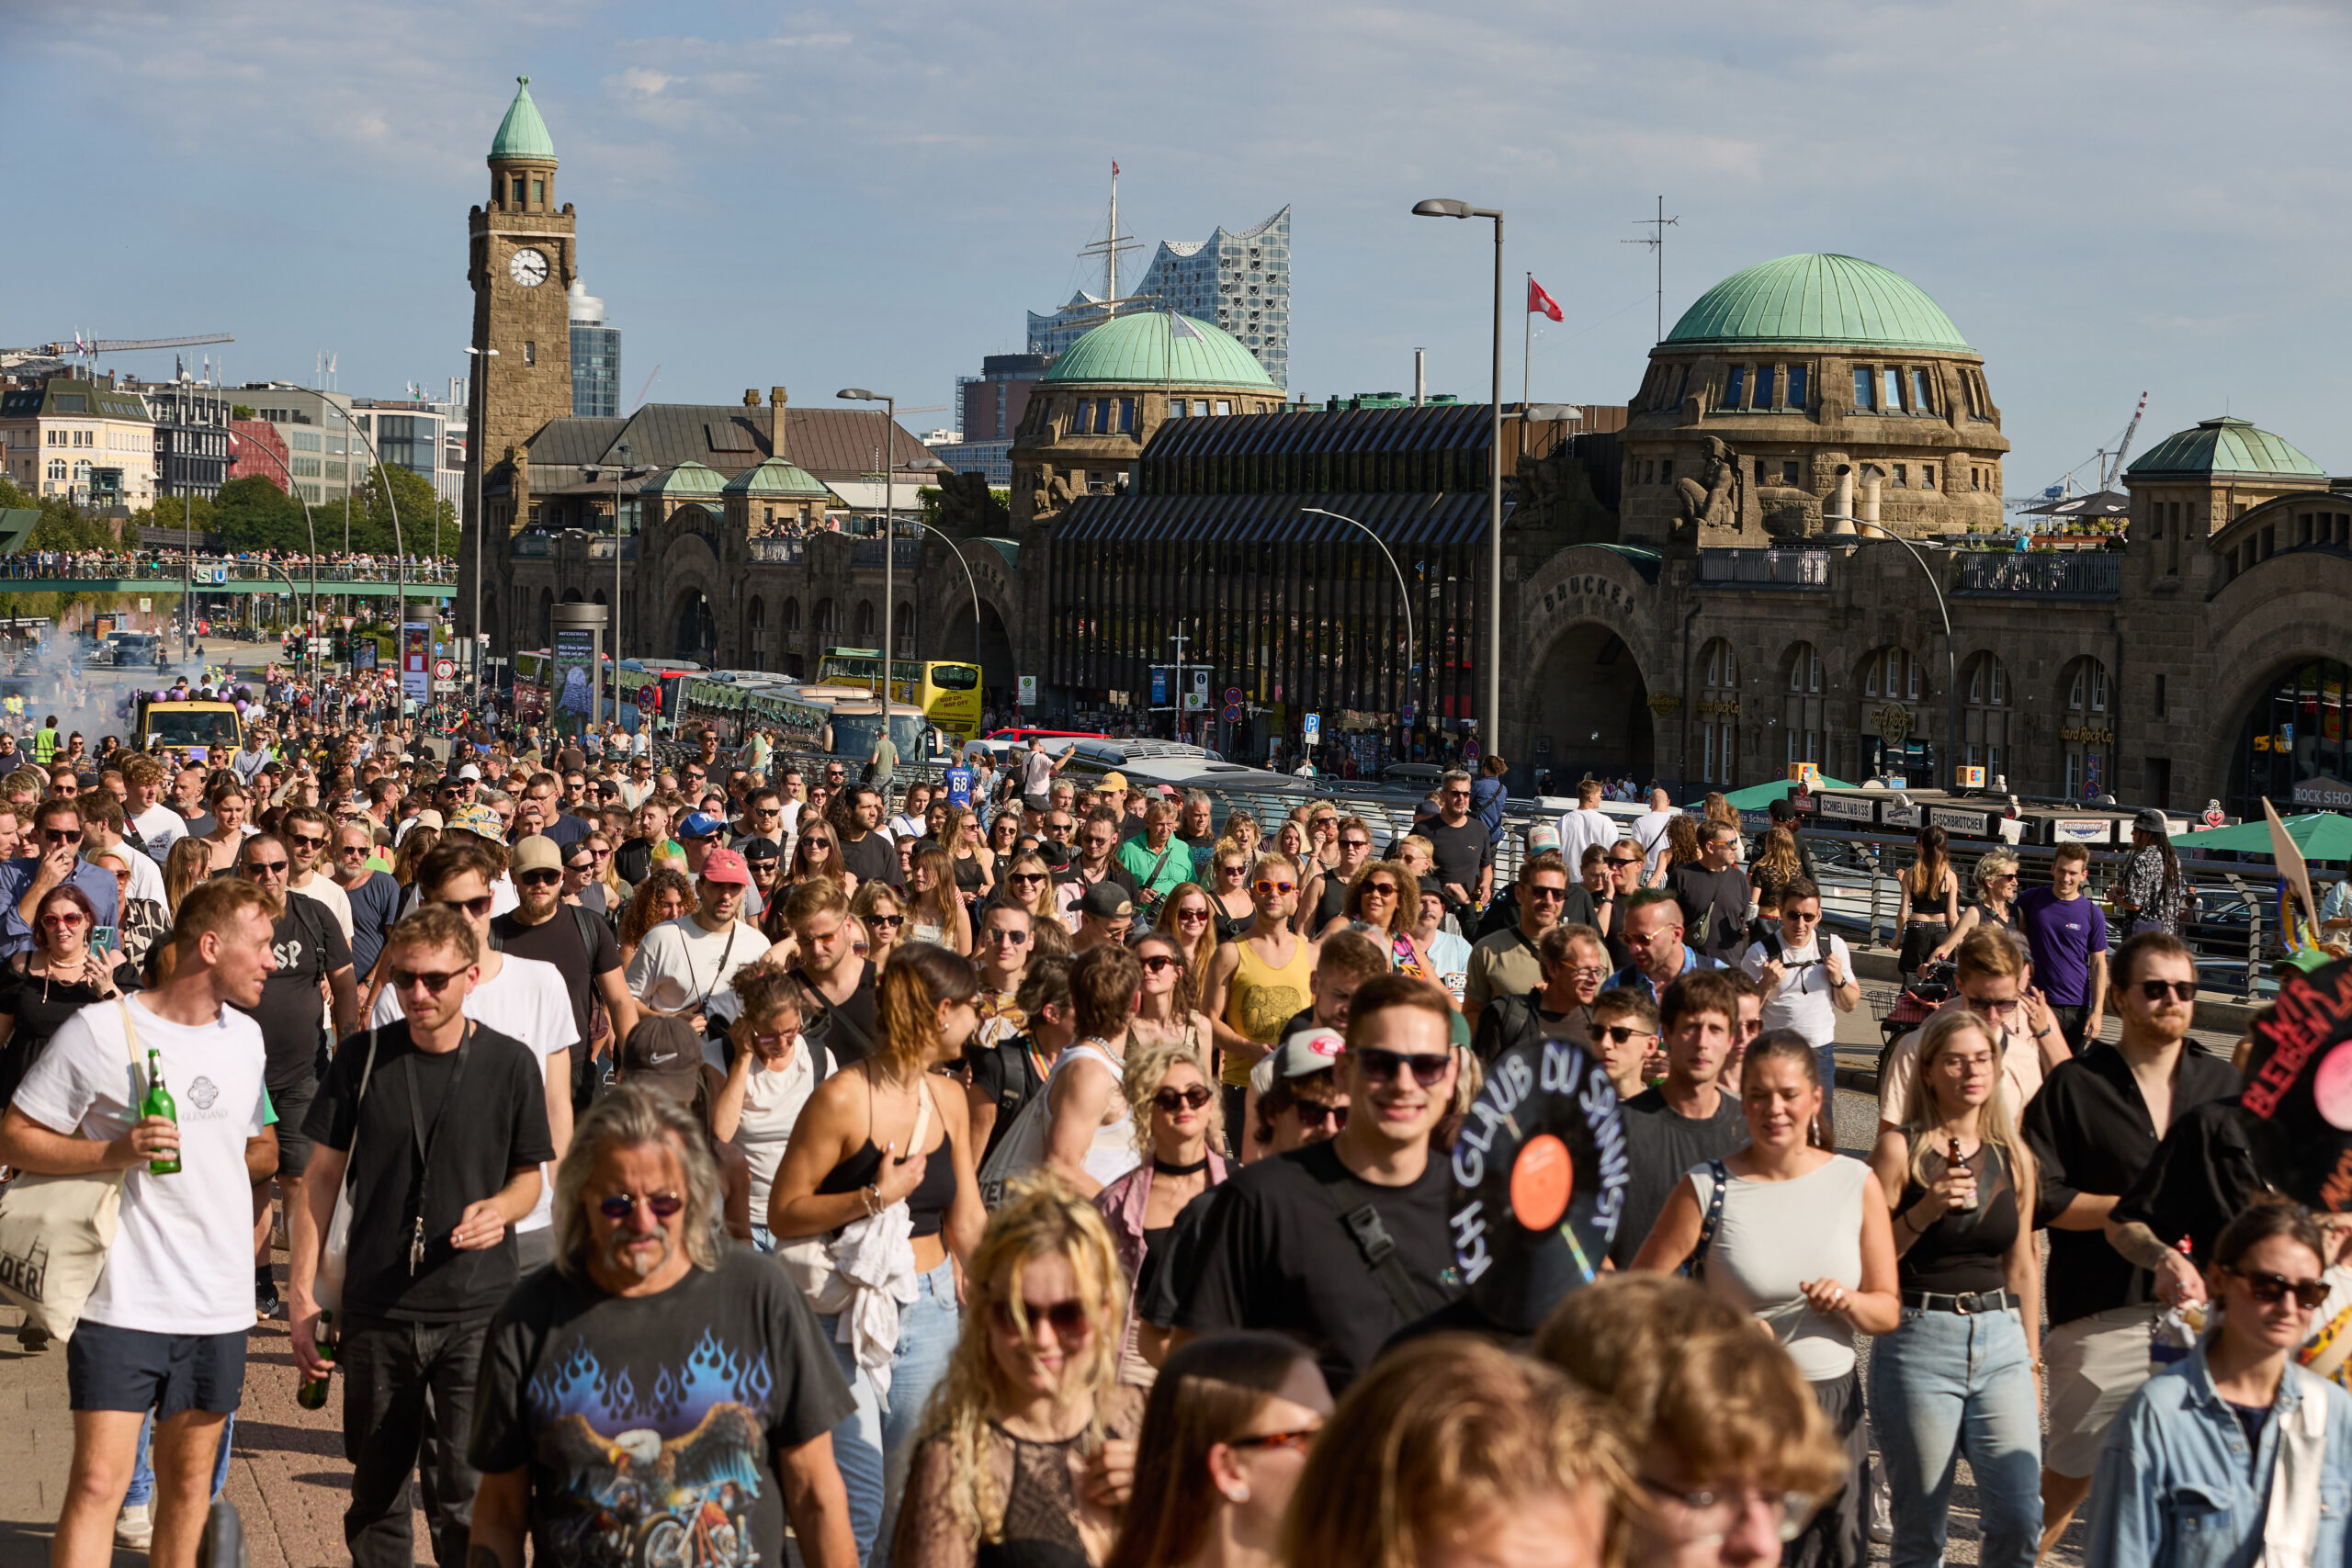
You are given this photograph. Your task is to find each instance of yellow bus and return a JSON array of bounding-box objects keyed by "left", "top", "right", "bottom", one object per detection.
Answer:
[{"left": 815, "top": 648, "right": 983, "bottom": 741}]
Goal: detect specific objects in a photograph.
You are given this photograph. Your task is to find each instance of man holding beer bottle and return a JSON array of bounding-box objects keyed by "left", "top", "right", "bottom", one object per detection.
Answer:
[
  {"left": 288, "top": 904, "right": 551, "bottom": 1568},
  {"left": 0, "top": 879, "right": 278, "bottom": 1568}
]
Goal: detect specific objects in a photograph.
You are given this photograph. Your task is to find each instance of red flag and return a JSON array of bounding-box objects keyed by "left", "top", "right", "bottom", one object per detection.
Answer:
[
  {"left": 1112, "top": 161, "right": 1121, "bottom": 177},
  {"left": 1528, "top": 277, "right": 1564, "bottom": 321}
]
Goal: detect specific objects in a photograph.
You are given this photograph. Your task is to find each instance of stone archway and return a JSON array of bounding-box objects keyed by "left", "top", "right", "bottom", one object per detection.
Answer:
[
  {"left": 939, "top": 599, "right": 1018, "bottom": 706},
  {"left": 1531, "top": 620, "right": 1655, "bottom": 784},
  {"left": 672, "top": 587, "right": 718, "bottom": 666}
]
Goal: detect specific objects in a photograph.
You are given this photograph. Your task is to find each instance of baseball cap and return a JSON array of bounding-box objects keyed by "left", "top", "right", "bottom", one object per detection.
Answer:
[
  {"left": 1523, "top": 821, "right": 1562, "bottom": 855},
  {"left": 617, "top": 1016, "right": 704, "bottom": 1104},
  {"left": 1080, "top": 880, "right": 1134, "bottom": 919},
  {"left": 1250, "top": 1023, "right": 1348, "bottom": 1096},
  {"left": 1101, "top": 772, "right": 1128, "bottom": 794},
  {"left": 458, "top": 762, "right": 482, "bottom": 781},
  {"left": 411, "top": 808, "right": 446, "bottom": 831},
  {"left": 510, "top": 834, "right": 560, "bottom": 875},
  {"left": 1768, "top": 796, "right": 1799, "bottom": 822},
  {"left": 739, "top": 836, "right": 782, "bottom": 863},
  {"left": 699, "top": 845, "right": 752, "bottom": 886},
  {"left": 447, "top": 804, "right": 505, "bottom": 844},
  {"left": 679, "top": 810, "right": 727, "bottom": 840}
]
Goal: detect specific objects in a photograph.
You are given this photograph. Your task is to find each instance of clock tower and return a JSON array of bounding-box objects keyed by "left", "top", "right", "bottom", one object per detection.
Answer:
[{"left": 468, "top": 75, "right": 574, "bottom": 555}]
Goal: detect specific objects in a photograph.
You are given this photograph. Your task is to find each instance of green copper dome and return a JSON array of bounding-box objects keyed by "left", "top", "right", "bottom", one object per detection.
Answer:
[
  {"left": 1666, "top": 254, "right": 1969, "bottom": 352},
  {"left": 643, "top": 460, "right": 725, "bottom": 497},
  {"left": 1042, "top": 311, "right": 1277, "bottom": 390},
  {"left": 2126, "top": 416, "right": 2325, "bottom": 481},
  {"left": 723, "top": 457, "right": 830, "bottom": 498},
  {"left": 490, "top": 76, "right": 557, "bottom": 164}
]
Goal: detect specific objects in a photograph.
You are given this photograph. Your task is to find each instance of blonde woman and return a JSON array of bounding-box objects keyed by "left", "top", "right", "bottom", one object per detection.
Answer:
[
  {"left": 1868, "top": 1009, "right": 2041, "bottom": 1568},
  {"left": 1152, "top": 882, "right": 1218, "bottom": 1000},
  {"left": 853, "top": 879, "right": 910, "bottom": 968},
  {"left": 1204, "top": 842, "right": 1255, "bottom": 942},
  {"left": 161, "top": 834, "right": 212, "bottom": 915},
  {"left": 999, "top": 852, "right": 1071, "bottom": 960},
  {"left": 1092, "top": 1038, "right": 1226, "bottom": 1387},
  {"left": 950, "top": 807, "right": 994, "bottom": 911},
  {"left": 907, "top": 841, "right": 974, "bottom": 955},
  {"left": 1928, "top": 848, "right": 2024, "bottom": 966},
  {"left": 895, "top": 1175, "right": 1144, "bottom": 1567}
]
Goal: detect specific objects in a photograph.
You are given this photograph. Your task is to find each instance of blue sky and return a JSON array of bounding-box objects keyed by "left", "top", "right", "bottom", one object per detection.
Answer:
[{"left": 12, "top": 0, "right": 2350, "bottom": 495}]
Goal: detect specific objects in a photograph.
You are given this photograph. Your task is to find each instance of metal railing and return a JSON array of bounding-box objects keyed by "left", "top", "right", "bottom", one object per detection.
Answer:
[
  {"left": 1952, "top": 552, "right": 2121, "bottom": 598},
  {"left": 749, "top": 539, "right": 805, "bottom": 564},
  {"left": 850, "top": 540, "right": 922, "bottom": 570},
  {"left": 0, "top": 554, "right": 462, "bottom": 583},
  {"left": 585, "top": 538, "right": 637, "bottom": 561},
  {"left": 1697, "top": 548, "right": 1832, "bottom": 587}
]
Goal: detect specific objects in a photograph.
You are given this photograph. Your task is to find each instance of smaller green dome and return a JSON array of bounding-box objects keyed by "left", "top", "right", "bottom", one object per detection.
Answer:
[
  {"left": 643, "top": 460, "right": 725, "bottom": 497},
  {"left": 2126, "top": 416, "right": 2324, "bottom": 481},
  {"left": 1667, "top": 254, "right": 1968, "bottom": 352},
  {"left": 724, "top": 457, "right": 830, "bottom": 499},
  {"left": 490, "top": 76, "right": 557, "bottom": 165},
  {"left": 1042, "top": 311, "right": 1276, "bottom": 391}
]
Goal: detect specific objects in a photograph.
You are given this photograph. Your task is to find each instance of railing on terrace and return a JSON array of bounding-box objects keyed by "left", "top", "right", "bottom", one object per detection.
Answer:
[
  {"left": 749, "top": 539, "right": 805, "bottom": 564},
  {"left": 585, "top": 538, "right": 638, "bottom": 562},
  {"left": 0, "top": 555, "right": 463, "bottom": 582},
  {"left": 850, "top": 540, "right": 922, "bottom": 570},
  {"left": 1697, "top": 547, "right": 1832, "bottom": 586},
  {"left": 1952, "top": 552, "right": 2121, "bottom": 598},
  {"left": 511, "top": 536, "right": 551, "bottom": 558}
]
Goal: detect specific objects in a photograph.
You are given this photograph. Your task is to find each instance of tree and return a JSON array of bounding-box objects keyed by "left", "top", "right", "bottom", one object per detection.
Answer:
[{"left": 350, "top": 462, "right": 458, "bottom": 558}]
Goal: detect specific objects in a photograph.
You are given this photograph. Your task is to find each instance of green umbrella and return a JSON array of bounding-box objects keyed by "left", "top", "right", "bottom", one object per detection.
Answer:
[
  {"left": 2172, "top": 811, "right": 2352, "bottom": 861},
  {"left": 1694, "top": 777, "right": 1860, "bottom": 811}
]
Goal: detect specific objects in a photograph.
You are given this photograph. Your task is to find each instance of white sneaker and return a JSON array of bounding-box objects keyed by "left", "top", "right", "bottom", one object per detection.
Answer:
[{"left": 114, "top": 1503, "right": 153, "bottom": 1551}]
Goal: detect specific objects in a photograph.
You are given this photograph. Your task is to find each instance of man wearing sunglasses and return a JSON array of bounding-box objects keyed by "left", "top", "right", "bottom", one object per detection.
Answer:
[
  {"left": 1464, "top": 845, "right": 1593, "bottom": 1032},
  {"left": 493, "top": 836, "right": 640, "bottom": 1112},
  {"left": 287, "top": 906, "right": 552, "bottom": 1568},
  {"left": 277, "top": 804, "right": 355, "bottom": 946},
  {"left": 1472, "top": 922, "right": 1612, "bottom": 1066},
  {"left": 617, "top": 754, "right": 656, "bottom": 812},
  {"left": 2021, "top": 930, "right": 2241, "bottom": 1556},
  {"left": 1053, "top": 812, "right": 1139, "bottom": 920},
  {"left": 334, "top": 822, "right": 402, "bottom": 982},
  {"left": 0, "top": 798, "right": 120, "bottom": 961},
  {"left": 1412, "top": 771, "right": 1494, "bottom": 921},
  {"left": 1179, "top": 974, "right": 1461, "bottom": 1393}
]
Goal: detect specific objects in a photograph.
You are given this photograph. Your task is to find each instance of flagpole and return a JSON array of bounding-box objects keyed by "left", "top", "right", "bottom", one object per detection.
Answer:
[{"left": 1523, "top": 272, "right": 1532, "bottom": 406}]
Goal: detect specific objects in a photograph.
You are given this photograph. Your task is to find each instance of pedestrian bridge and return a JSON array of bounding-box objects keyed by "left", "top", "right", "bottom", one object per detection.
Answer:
[{"left": 0, "top": 558, "right": 458, "bottom": 600}]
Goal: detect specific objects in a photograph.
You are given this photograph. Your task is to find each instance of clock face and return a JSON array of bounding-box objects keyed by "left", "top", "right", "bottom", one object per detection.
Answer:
[{"left": 508, "top": 248, "right": 549, "bottom": 288}]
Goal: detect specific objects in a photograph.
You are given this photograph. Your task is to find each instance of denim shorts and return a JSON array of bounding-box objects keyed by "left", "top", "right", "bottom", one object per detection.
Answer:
[{"left": 67, "top": 1321, "right": 247, "bottom": 1417}]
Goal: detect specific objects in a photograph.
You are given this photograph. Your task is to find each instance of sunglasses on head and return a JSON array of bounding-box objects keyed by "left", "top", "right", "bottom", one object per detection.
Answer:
[
  {"left": 989, "top": 1296, "right": 1091, "bottom": 1339},
  {"left": 597, "top": 1191, "right": 685, "bottom": 1222},
  {"left": 1355, "top": 1046, "right": 1453, "bottom": 1088},
  {"left": 2139, "top": 979, "right": 2197, "bottom": 1003},
  {"left": 2227, "top": 1267, "right": 2330, "bottom": 1310}
]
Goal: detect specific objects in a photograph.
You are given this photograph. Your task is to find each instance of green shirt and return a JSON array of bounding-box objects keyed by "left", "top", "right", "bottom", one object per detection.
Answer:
[{"left": 1116, "top": 834, "right": 1193, "bottom": 911}]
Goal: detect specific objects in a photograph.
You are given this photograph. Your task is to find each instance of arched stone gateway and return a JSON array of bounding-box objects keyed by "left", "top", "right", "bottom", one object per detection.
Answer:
[
  {"left": 938, "top": 599, "right": 1019, "bottom": 704},
  {"left": 672, "top": 588, "right": 718, "bottom": 666}
]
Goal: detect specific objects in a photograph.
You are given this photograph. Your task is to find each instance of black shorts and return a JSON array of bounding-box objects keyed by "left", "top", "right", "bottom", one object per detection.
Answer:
[
  {"left": 67, "top": 1321, "right": 247, "bottom": 1416},
  {"left": 266, "top": 1070, "right": 317, "bottom": 1178}
]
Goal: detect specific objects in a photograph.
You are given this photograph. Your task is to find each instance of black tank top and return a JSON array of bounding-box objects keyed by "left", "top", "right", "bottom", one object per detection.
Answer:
[
  {"left": 954, "top": 852, "right": 986, "bottom": 894},
  {"left": 1896, "top": 1135, "right": 2018, "bottom": 1295},
  {"left": 816, "top": 1075, "right": 958, "bottom": 1238}
]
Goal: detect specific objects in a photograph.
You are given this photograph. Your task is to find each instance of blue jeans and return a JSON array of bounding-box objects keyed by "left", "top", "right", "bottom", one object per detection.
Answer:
[
  {"left": 1868, "top": 1304, "right": 2042, "bottom": 1568},
  {"left": 819, "top": 1258, "right": 960, "bottom": 1568},
  {"left": 749, "top": 1222, "right": 775, "bottom": 1254},
  {"left": 125, "top": 1409, "right": 233, "bottom": 1507}
]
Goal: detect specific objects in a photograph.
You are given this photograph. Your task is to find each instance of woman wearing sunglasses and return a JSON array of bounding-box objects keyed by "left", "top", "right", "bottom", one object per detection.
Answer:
[
  {"left": 1327, "top": 861, "right": 1434, "bottom": 980},
  {"left": 786, "top": 819, "right": 855, "bottom": 901},
  {"left": 853, "top": 880, "right": 910, "bottom": 970},
  {"left": 1867, "top": 1010, "right": 2042, "bottom": 1568},
  {"left": 896, "top": 1175, "right": 1141, "bottom": 1568},
  {"left": 0, "top": 884, "right": 119, "bottom": 1109},
  {"left": 1204, "top": 840, "right": 1256, "bottom": 943},
  {"left": 1128, "top": 931, "right": 1212, "bottom": 1058},
  {"left": 90, "top": 849, "right": 166, "bottom": 976},
  {"left": 1102, "top": 1331, "right": 1331, "bottom": 1568},
  {"left": 582, "top": 832, "right": 632, "bottom": 917},
  {"left": 1093, "top": 1038, "right": 1227, "bottom": 1387},
  {"left": 906, "top": 841, "right": 975, "bottom": 957},
  {"left": 1153, "top": 882, "right": 1219, "bottom": 995},
  {"left": 2086, "top": 1201, "right": 2352, "bottom": 1568}
]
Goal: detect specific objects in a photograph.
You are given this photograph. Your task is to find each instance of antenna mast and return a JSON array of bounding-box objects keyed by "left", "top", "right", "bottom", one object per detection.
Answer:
[{"left": 1623, "top": 196, "right": 1679, "bottom": 342}]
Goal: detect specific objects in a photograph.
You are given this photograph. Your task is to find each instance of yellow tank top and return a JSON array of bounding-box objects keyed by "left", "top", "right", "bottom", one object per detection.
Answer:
[{"left": 1222, "top": 933, "right": 1315, "bottom": 1086}]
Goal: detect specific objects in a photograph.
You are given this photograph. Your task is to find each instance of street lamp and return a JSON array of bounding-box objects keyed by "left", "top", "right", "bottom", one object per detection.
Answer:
[
  {"left": 1836, "top": 527, "right": 1960, "bottom": 791},
  {"left": 1299, "top": 508, "right": 1416, "bottom": 753},
  {"left": 1413, "top": 196, "right": 1505, "bottom": 762},
  {"left": 463, "top": 344, "right": 499, "bottom": 665},
  {"left": 340, "top": 418, "right": 410, "bottom": 711},
  {"left": 582, "top": 441, "right": 650, "bottom": 720},
  {"left": 908, "top": 520, "right": 983, "bottom": 675},
  {"left": 838, "top": 389, "right": 896, "bottom": 705},
  {"left": 223, "top": 431, "right": 322, "bottom": 682}
]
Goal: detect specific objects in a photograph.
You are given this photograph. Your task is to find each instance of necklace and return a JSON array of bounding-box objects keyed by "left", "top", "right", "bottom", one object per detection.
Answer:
[{"left": 1153, "top": 1154, "right": 1209, "bottom": 1177}]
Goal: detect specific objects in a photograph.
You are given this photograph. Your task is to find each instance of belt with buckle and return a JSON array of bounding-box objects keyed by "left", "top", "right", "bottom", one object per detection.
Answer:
[{"left": 1902, "top": 1287, "right": 2014, "bottom": 1314}]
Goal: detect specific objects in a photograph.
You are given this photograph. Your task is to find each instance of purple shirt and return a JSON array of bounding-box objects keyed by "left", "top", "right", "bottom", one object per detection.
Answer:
[{"left": 2019, "top": 886, "right": 2109, "bottom": 1006}]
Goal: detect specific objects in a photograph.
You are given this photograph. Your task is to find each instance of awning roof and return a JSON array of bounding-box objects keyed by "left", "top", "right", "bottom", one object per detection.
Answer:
[{"left": 1054, "top": 491, "right": 1503, "bottom": 547}]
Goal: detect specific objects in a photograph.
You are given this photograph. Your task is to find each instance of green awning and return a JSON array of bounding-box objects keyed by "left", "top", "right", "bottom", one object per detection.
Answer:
[
  {"left": 1696, "top": 776, "right": 1858, "bottom": 811},
  {"left": 2173, "top": 812, "right": 2352, "bottom": 861}
]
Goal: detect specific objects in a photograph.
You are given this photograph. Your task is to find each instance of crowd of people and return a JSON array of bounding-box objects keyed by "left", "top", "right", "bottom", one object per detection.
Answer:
[
  {"left": 0, "top": 549, "right": 460, "bottom": 582},
  {"left": 0, "top": 696, "right": 2344, "bottom": 1568}
]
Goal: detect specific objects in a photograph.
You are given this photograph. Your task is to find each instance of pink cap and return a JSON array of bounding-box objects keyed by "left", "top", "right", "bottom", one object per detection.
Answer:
[{"left": 699, "top": 845, "right": 752, "bottom": 886}]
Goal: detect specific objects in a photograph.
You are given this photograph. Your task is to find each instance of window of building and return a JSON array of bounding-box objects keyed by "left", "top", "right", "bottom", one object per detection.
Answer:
[
  {"left": 1165, "top": 399, "right": 1184, "bottom": 421},
  {"left": 1786, "top": 365, "right": 1808, "bottom": 408},
  {"left": 1962, "top": 652, "right": 2010, "bottom": 782},
  {"left": 1659, "top": 459, "right": 1674, "bottom": 484},
  {"left": 1884, "top": 368, "right": 1905, "bottom": 412},
  {"left": 1786, "top": 641, "right": 1823, "bottom": 693},
  {"left": 1923, "top": 465, "right": 1937, "bottom": 490},
  {"left": 292, "top": 457, "right": 321, "bottom": 477},
  {"left": 2155, "top": 672, "right": 2167, "bottom": 716},
  {"left": 1893, "top": 464, "right": 1908, "bottom": 488},
  {"left": 1724, "top": 366, "right": 1747, "bottom": 408},
  {"left": 510, "top": 175, "right": 525, "bottom": 205},
  {"left": 1119, "top": 399, "right": 1136, "bottom": 433},
  {"left": 2065, "top": 658, "right": 2109, "bottom": 712},
  {"left": 1912, "top": 367, "right": 1935, "bottom": 412},
  {"left": 531, "top": 178, "right": 544, "bottom": 206},
  {"left": 45, "top": 459, "right": 63, "bottom": 481},
  {"left": 1853, "top": 367, "right": 1876, "bottom": 410},
  {"left": 524, "top": 341, "right": 537, "bottom": 367},
  {"left": 1754, "top": 366, "right": 1775, "bottom": 408},
  {"left": 1781, "top": 460, "right": 1800, "bottom": 485}
]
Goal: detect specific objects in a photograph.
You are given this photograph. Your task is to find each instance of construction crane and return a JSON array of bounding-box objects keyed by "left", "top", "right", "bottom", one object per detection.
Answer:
[
  {"left": 0, "top": 332, "right": 233, "bottom": 373},
  {"left": 2099, "top": 391, "right": 2148, "bottom": 490}
]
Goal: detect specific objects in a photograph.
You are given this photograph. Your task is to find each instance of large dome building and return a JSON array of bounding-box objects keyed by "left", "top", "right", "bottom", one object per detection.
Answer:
[
  {"left": 1009, "top": 310, "right": 1285, "bottom": 526},
  {"left": 1619, "top": 254, "right": 2011, "bottom": 543}
]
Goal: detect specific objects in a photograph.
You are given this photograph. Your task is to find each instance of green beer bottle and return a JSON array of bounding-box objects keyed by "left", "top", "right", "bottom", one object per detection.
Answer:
[
  {"left": 141, "top": 1047, "right": 179, "bottom": 1176},
  {"left": 297, "top": 1310, "right": 336, "bottom": 1410}
]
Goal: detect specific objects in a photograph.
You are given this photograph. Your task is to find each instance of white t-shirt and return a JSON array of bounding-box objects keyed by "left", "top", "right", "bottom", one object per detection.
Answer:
[
  {"left": 1021, "top": 749, "right": 1055, "bottom": 795},
  {"left": 1555, "top": 807, "right": 1619, "bottom": 875},
  {"left": 731, "top": 1043, "right": 834, "bottom": 1215},
  {"left": 130, "top": 805, "right": 187, "bottom": 864},
  {"left": 1633, "top": 809, "right": 1676, "bottom": 876},
  {"left": 1426, "top": 929, "right": 1473, "bottom": 1003},
  {"left": 13, "top": 995, "right": 270, "bottom": 1336},
  {"left": 370, "top": 952, "right": 577, "bottom": 1234},
  {"left": 292, "top": 872, "right": 355, "bottom": 943},
  {"left": 626, "top": 916, "right": 767, "bottom": 1026},
  {"left": 89, "top": 842, "right": 167, "bottom": 908},
  {"left": 1738, "top": 931, "right": 1852, "bottom": 1047}
]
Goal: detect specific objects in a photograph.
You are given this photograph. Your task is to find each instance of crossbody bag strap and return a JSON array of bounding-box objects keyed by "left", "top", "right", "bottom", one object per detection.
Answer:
[
  {"left": 1307, "top": 1157, "right": 1430, "bottom": 1322},
  {"left": 1682, "top": 1159, "right": 1731, "bottom": 1280},
  {"left": 339, "top": 1027, "right": 383, "bottom": 1196}
]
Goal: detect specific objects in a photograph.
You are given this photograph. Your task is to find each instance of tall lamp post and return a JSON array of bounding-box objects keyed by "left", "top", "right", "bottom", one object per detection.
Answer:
[
  {"left": 339, "top": 419, "right": 410, "bottom": 713},
  {"left": 463, "top": 344, "right": 499, "bottom": 690},
  {"left": 1412, "top": 196, "right": 1505, "bottom": 760},
  {"left": 582, "top": 442, "right": 650, "bottom": 719},
  {"left": 837, "top": 389, "right": 896, "bottom": 705},
  {"left": 223, "top": 431, "right": 323, "bottom": 682},
  {"left": 1299, "top": 507, "right": 1416, "bottom": 756},
  {"left": 908, "top": 520, "right": 983, "bottom": 672},
  {"left": 1841, "top": 529, "right": 1959, "bottom": 789}
]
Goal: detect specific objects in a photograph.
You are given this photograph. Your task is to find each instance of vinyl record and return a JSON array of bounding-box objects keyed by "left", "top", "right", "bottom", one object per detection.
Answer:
[
  {"left": 1446, "top": 1036, "right": 1629, "bottom": 1335},
  {"left": 2242, "top": 957, "right": 2352, "bottom": 1211}
]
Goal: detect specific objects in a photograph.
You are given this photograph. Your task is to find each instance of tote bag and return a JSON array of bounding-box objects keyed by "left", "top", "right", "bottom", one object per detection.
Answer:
[{"left": 0, "top": 1001, "right": 145, "bottom": 1339}]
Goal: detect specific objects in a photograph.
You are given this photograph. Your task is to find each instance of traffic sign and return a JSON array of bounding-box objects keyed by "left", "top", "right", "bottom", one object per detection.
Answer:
[
  {"left": 1183, "top": 693, "right": 1205, "bottom": 711},
  {"left": 434, "top": 658, "right": 456, "bottom": 681},
  {"left": 1303, "top": 713, "right": 1321, "bottom": 744},
  {"left": 1193, "top": 671, "right": 1209, "bottom": 694},
  {"left": 1222, "top": 705, "right": 1243, "bottom": 724},
  {"left": 1224, "top": 686, "right": 1243, "bottom": 706},
  {"left": 1402, "top": 704, "right": 1416, "bottom": 726},
  {"left": 1018, "top": 675, "right": 1037, "bottom": 707}
]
